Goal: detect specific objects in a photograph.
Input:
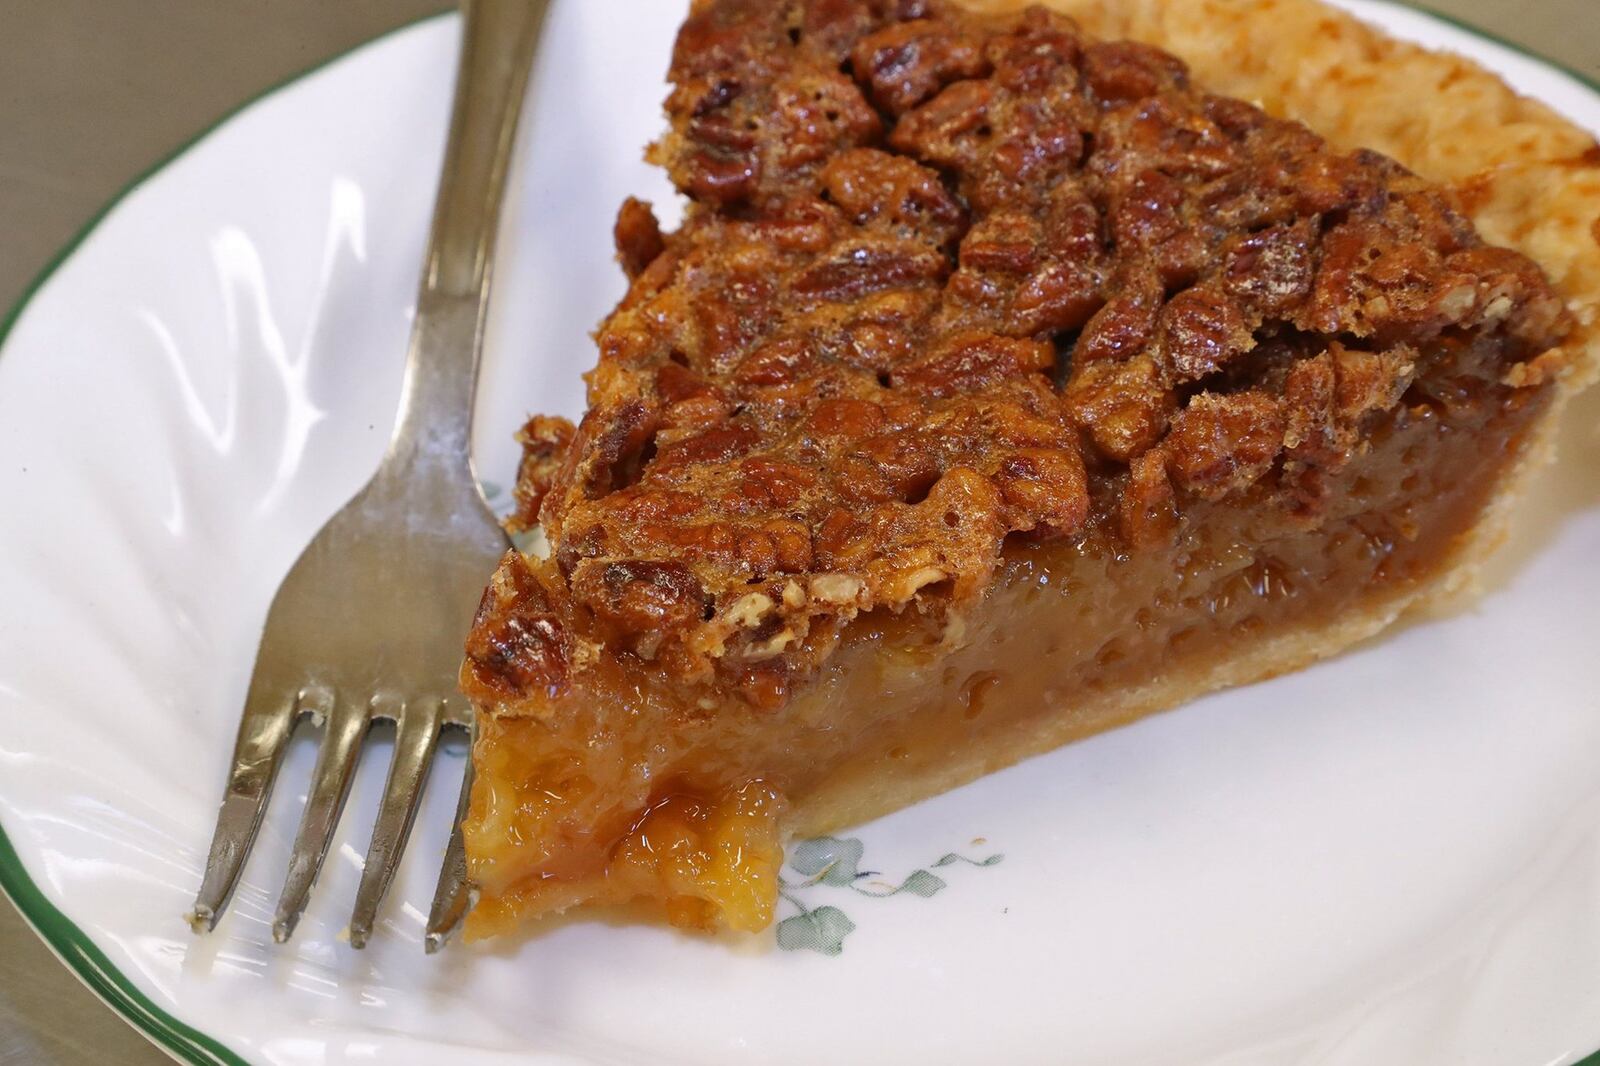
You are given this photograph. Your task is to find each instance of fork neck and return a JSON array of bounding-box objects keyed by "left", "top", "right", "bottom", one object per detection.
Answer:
[{"left": 384, "top": 0, "right": 550, "bottom": 478}]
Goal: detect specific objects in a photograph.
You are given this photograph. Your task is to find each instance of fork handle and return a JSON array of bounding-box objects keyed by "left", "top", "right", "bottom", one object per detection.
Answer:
[{"left": 386, "top": 0, "right": 550, "bottom": 474}]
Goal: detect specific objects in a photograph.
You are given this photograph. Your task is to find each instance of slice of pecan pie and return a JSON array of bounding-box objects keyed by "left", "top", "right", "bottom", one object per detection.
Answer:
[{"left": 459, "top": 0, "right": 1600, "bottom": 938}]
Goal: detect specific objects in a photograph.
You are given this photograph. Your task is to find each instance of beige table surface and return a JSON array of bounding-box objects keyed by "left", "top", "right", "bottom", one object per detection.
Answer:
[{"left": 1, "top": 1, "right": 1596, "bottom": 1063}]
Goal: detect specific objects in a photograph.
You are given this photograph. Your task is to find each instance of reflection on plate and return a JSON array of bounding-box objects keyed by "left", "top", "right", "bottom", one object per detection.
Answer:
[{"left": 1, "top": 2, "right": 1598, "bottom": 1064}]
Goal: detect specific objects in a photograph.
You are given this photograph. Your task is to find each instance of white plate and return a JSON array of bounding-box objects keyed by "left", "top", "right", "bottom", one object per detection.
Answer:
[{"left": 2, "top": 3, "right": 1599, "bottom": 1064}]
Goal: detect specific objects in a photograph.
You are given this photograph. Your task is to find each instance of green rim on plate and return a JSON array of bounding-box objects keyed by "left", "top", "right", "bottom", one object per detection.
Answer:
[
  {"left": 0, "top": 3, "right": 1596, "bottom": 1064},
  {"left": 0, "top": 828, "right": 247, "bottom": 1066}
]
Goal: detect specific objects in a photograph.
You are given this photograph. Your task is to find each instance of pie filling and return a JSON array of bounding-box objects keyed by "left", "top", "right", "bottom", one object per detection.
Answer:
[{"left": 458, "top": 0, "right": 1573, "bottom": 939}]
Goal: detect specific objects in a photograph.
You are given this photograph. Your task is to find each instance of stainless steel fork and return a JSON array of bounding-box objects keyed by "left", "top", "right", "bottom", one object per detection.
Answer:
[{"left": 187, "top": 0, "right": 550, "bottom": 951}]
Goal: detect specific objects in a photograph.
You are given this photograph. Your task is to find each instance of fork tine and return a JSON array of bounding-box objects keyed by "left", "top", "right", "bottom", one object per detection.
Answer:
[
  {"left": 348, "top": 698, "right": 445, "bottom": 948},
  {"left": 271, "top": 696, "right": 370, "bottom": 943},
  {"left": 187, "top": 687, "right": 303, "bottom": 932},
  {"left": 424, "top": 730, "right": 476, "bottom": 954}
]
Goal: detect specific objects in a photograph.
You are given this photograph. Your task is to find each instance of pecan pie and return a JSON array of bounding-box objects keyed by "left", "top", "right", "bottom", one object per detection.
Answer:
[{"left": 459, "top": 0, "right": 1600, "bottom": 938}]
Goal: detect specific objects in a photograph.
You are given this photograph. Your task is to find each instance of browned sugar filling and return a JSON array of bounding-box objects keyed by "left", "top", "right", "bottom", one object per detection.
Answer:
[{"left": 463, "top": 326, "right": 1551, "bottom": 938}]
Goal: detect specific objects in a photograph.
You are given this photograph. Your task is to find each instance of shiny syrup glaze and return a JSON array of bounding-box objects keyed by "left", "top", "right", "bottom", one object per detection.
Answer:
[{"left": 460, "top": 0, "right": 1566, "bottom": 937}]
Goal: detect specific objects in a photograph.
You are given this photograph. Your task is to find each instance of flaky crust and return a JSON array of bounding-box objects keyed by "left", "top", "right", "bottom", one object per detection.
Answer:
[
  {"left": 469, "top": 0, "right": 1586, "bottom": 716},
  {"left": 970, "top": 0, "right": 1600, "bottom": 385},
  {"left": 793, "top": 0, "right": 1600, "bottom": 835},
  {"left": 795, "top": 0, "right": 1600, "bottom": 838},
  {"left": 971, "top": 0, "right": 1598, "bottom": 646}
]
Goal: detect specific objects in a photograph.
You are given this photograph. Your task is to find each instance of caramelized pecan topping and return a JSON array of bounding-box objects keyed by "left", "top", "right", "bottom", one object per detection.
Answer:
[{"left": 492, "top": 0, "right": 1568, "bottom": 704}]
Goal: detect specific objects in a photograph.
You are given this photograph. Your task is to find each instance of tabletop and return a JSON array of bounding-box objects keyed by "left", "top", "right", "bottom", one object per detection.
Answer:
[{"left": 1, "top": 0, "right": 1595, "bottom": 1063}]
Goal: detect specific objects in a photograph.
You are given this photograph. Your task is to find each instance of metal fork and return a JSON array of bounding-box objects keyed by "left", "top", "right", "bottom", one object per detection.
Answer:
[{"left": 186, "top": 0, "right": 550, "bottom": 951}]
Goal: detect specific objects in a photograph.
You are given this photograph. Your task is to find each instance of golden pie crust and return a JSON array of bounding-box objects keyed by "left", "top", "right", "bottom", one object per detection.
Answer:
[
  {"left": 457, "top": 0, "right": 1600, "bottom": 939},
  {"left": 1011, "top": 0, "right": 1600, "bottom": 389}
]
